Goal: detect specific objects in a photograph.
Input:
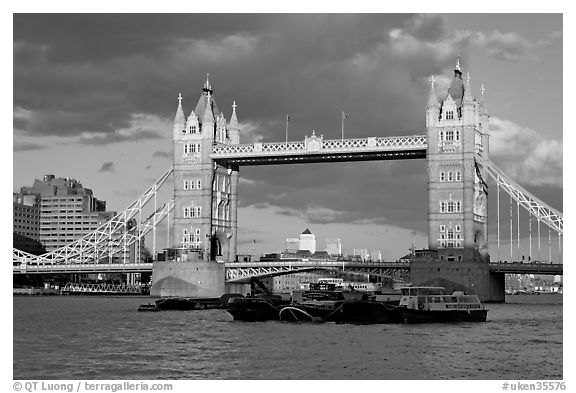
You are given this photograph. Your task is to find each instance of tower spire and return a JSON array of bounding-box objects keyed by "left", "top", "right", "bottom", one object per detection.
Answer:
[
  {"left": 174, "top": 93, "right": 185, "bottom": 123},
  {"left": 203, "top": 73, "right": 213, "bottom": 94},
  {"left": 228, "top": 100, "right": 240, "bottom": 144},
  {"left": 230, "top": 100, "right": 239, "bottom": 126},
  {"left": 463, "top": 72, "right": 474, "bottom": 104},
  {"left": 427, "top": 75, "right": 439, "bottom": 109}
]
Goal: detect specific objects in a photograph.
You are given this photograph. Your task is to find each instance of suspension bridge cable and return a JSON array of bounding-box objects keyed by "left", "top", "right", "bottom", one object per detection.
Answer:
[
  {"left": 497, "top": 183, "right": 500, "bottom": 261},
  {"left": 559, "top": 233, "right": 562, "bottom": 263},
  {"left": 510, "top": 194, "right": 513, "bottom": 261},
  {"left": 538, "top": 218, "right": 541, "bottom": 262},
  {"left": 529, "top": 212, "right": 532, "bottom": 261},
  {"left": 548, "top": 227, "right": 552, "bottom": 263},
  {"left": 517, "top": 199, "right": 520, "bottom": 261}
]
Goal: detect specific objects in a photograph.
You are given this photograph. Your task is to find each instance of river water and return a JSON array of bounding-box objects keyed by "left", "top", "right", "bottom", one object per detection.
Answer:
[{"left": 13, "top": 294, "right": 562, "bottom": 380}]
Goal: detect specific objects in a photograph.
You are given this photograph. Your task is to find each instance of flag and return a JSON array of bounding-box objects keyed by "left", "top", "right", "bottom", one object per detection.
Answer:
[
  {"left": 286, "top": 114, "right": 290, "bottom": 122},
  {"left": 342, "top": 111, "right": 349, "bottom": 119}
]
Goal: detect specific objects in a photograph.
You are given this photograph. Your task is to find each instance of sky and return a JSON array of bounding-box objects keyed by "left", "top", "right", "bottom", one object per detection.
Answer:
[{"left": 12, "top": 13, "right": 563, "bottom": 259}]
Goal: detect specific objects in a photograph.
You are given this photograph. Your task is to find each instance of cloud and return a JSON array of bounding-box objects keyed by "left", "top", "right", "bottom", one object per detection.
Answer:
[
  {"left": 98, "top": 162, "right": 115, "bottom": 172},
  {"left": 488, "top": 117, "right": 562, "bottom": 188},
  {"left": 467, "top": 30, "right": 538, "bottom": 62},
  {"left": 389, "top": 14, "right": 549, "bottom": 64},
  {"left": 153, "top": 150, "right": 171, "bottom": 158},
  {"left": 13, "top": 141, "right": 43, "bottom": 151}
]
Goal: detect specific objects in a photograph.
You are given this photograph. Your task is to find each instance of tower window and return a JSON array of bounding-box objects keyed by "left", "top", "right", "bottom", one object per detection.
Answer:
[
  {"left": 184, "top": 180, "right": 189, "bottom": 190},
  {"left": 446, "top": 130, "right": 454, "bottom": 141},
  {"left": 456, "top": 171, "right": 462, "bottom": 181},
  {"left": 190, "top": 125, "right": 197, "bottom": 134},
  {"left": 448, "top": 171, "right": 454, "bottom": 182},
  {"left": 455, "top": 130, "right": 461, "bottom": 141},
  {"left": 446, "top": 111, "right": 454, "bottom": 120},
  {"left": 439, "top": 225, "right": 446, "bottom": 232},
  {"left": 440, "top": 171, "right": 446, "bottom": 182}
]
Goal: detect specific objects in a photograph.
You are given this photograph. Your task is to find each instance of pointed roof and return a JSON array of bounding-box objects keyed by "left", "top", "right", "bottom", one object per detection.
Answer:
[
  {"left": 174, "top": 93, "right": 185, "bottom": 124},
  {"left": 463, "top": 72, "right": 474, "bottom": 105},
  {"left": 192, "top": 74, "right": 220, "bottom": 122},
  {"left": 447, "top": 70, "right": 464, "bottom": 108},
  {"left": 229, "top": 100, "right": 239, "bottom": 128},
  {"left": 427, "top": 76, "right": 439, "bottom": 109},
  {"left": 301, "top": 228, "right": 313, "bottom": 235}
]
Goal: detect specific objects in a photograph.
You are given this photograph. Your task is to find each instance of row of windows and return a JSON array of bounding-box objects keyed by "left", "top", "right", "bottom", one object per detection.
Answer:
[
  {"left": 439, "top": 130, "right": 461, "bottom": 142},
  {"left": 183, "top": 143, "right": 201, "bottom": 155},
  {"left": 41, "top": 198, "right": 84, "bottom": 202},
  {"left": 439, "top": 171, "right": 462, "bottom": 182},
  {"left": 439, "top": 224, "right": 461, "bottom": 233},
  {"left": 14, "top": 214, "right": 38, "bottom": 220},
  {"left": 439, "top": 240, "right": 463, "bottom": 248},
  {"left": 183, "top": 123, "right": 199, "bottom": 134},
  {"left": 182, "top": 228, "right": 202, "bottom": 247},
  {"left": 183, "top": 179, "right": 202, "bottom": 190},
  {"left": 183, "top": 206, "right": 202, "bottom": 218},
  {"left": 439, "top": 201, "right": 462, "bottom": 213}
]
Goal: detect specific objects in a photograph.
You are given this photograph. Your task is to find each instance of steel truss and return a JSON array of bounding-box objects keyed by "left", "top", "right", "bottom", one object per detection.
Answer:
[
  {"left": 13, "top": 168, "right": 174, "bottom": 265},
  {"left": 475, "top": 156, "right": 563, "bottom": 234},
  {"left": 225, "top": 261, "right": 411, "bottom": 282}
]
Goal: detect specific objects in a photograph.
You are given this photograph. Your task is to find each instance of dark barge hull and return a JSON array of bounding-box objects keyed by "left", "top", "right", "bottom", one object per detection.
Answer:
[
  {"left": 155, "top": 297, "right": 221, "bottom": 311},
  {"left": 226, "top": 298, "right": 282, "bottom": 321},
  {"left": 401, "top": 308, "right": 488, "bottom": 323},
  {"left": 335, "top": 301, "right": 404, "bottom": 323}
]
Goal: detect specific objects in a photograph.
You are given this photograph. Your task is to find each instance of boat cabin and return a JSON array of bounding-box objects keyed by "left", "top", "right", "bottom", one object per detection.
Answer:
[{"left": 399, "top": 286, "right": 484, "bottom": 311}]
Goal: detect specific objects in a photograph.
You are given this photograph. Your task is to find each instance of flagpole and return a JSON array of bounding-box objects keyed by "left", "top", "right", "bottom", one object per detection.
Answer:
[
  {"left": 341, "top": 111, "right": 344, "bottom": 141},
  {"left": 285, "top": 114, "right": 289, "bottom": 144}
]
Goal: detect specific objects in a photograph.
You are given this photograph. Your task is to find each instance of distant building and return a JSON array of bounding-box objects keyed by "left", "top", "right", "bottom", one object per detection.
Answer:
[
  {"left": 285, "top": 237, "right": 299, "bottom": 253},
  {"left": 13, "top": 193, "right": 40, "bottom": 241},
  {"left": 369, "top": 250, "right": 382, "bottom": 262},
  {"left": 325, "top": 238, "right": 342, "bottom": 256},
  {"left": 353, "top": 248, "right": 369, "bottom": 261},
  {"left": 298, "top": 228, "right": 316, "bottom": 254},
  {"left": 15, "top": 174, "right": 115, "bottom": 252}
]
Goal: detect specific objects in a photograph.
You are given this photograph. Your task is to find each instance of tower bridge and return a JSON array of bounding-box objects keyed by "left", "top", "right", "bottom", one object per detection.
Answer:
[{"left": 13, "top": 60, "right": 563, "bottom": 302}]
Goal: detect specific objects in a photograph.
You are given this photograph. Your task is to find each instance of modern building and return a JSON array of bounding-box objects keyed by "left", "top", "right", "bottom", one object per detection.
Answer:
[
  {"left": 285, "top": 237, "right": 299, "bottom": 253},
  {"left": 325, "top": 238, "right": 342, "bottom": 256},
  {"left": 13, "top": 193, "right": 40, "bottom": 241},
  {"left": 299, "top": 228, "right": 316, "bottom": 254},
  {"left": 369, "top": 250, "right": 382, "bottom": 262},
  {"left": 16, "top": 174, "right": 115, "bottom": 252},
  {"left": 13, "top": 193, "right": 44, "bottom": 254},
  {"left": 353, "top": 248, "right": 369, "bottom": 261}
]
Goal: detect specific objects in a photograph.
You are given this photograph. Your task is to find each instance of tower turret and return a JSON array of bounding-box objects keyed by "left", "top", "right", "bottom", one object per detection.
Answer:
[
  {"left": 228, "top": 101, "right": 240, "bottom": 144},
  {"left": 173, "top": 93, "right": 185, "bottom": 139},
  {"left": 462, "top": 72, "right": 475, "bottom": 125},
  {"left": 426, "top": 76, "right": 440, "bottom": 128}
]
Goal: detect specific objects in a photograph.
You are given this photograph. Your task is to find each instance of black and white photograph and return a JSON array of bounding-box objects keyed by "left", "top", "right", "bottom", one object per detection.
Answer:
[{"left": 10, "top": 9, "right": 566, "bottom": 387}]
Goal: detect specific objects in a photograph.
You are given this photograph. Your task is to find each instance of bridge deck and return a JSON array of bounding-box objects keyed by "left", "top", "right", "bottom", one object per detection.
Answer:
[
  {"left": 13, "top": 261, "right": 562, "bottom": 277},
  {"left": 210, "top": 135, "right": 427, "bottom": 166}
]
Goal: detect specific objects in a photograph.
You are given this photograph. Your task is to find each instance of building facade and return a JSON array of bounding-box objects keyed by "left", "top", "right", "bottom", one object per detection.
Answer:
[
  {"left": 425, "top": 58, "right": 490, "bottom": 262},
  {"left": 325, "top": 238, "right": 342, "bottom": 256},
  {"left": 16, "top": 174, "right": 115, "bottom": 252},
  {"left": 172, "top": 76, "right": 240, "bottom": 262},
  {"left": 299, "top": 228, "right": 316, "bottom": 254}
]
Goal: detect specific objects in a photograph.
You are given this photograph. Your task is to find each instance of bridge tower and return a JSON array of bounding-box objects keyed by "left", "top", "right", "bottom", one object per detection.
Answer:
[
  {"left": 171, "top": 76, "right": 240, "bottom": 262},
  {"left": 416, "top": 59, "right": 501, "bottom": 301},
  {"left": 151, "top": 76, "right": 240, "bottom": 297}
]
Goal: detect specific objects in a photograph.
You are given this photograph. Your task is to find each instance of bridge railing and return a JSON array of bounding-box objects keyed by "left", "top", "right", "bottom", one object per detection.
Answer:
[
  {"left": 211, "top": 135, "right": 427, "bottom": 157},
  {"left": 225, "top": 260, "right": 411, "bottom": 268}
]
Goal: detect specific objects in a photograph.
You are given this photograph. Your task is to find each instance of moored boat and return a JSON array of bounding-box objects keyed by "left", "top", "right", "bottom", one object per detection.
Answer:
[
  {"left": 398, "top": 286, "right": 488, "bottom": 323},
  {"left": 226, "top": 296, "right": 284, "bottom": 322}
]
